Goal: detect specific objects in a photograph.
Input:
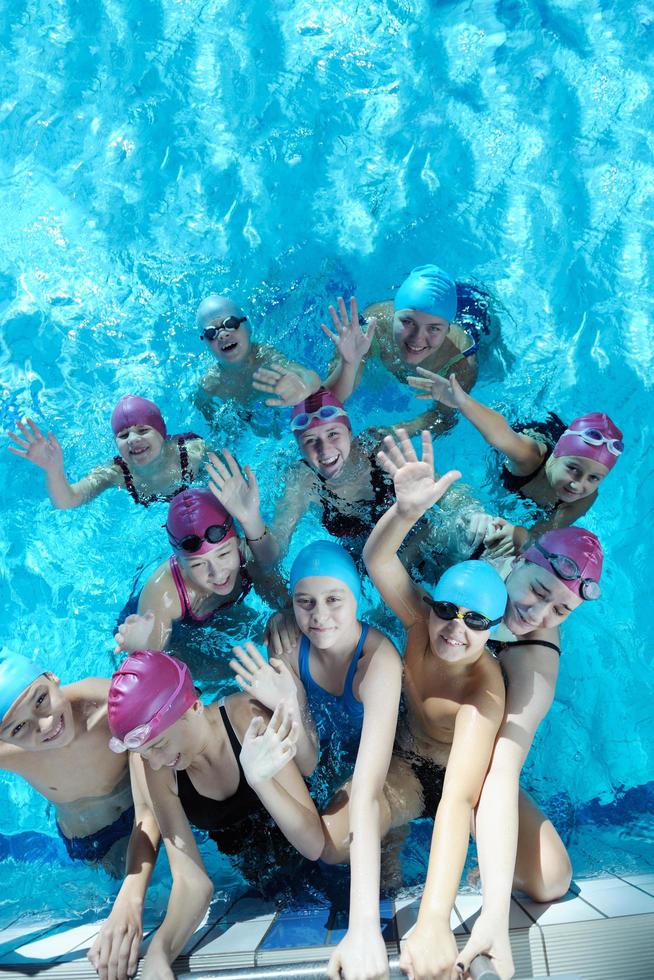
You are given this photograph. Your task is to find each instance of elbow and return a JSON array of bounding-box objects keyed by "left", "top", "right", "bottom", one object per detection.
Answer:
[
  {"left": 198, "top": 875, "right": 214, "bottom": 912},
  {"left": 302, "top": 823, "right": 326, "bottom": 862}
]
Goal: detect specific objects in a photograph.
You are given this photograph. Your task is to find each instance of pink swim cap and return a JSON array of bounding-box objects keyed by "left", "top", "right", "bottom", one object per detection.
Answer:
[
  {"left": 290, "top": 388, "right": 351, "bottom": 435},
  {"left": 522, "top": 527, "right": 603, "bottom": 600},
  {"left": 111, "top": 396, "right": 167, "bottom": 439},
  {"left": 108, "top": 650, "right": 197, "bottom": 751},
  {"left": 553, "top": 412, "right": 623, "bottom": 471},
  {"left": 166, "top": 488, "right": 237, "bottom": 555}
]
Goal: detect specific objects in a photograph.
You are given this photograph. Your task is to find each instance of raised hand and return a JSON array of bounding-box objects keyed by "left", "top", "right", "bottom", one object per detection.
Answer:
[
  {"left": 114, "top": 612, "right": 155, "bottom": 655},
  {"left": 230, "top": 642, "right": 297, "bottom": 711},
  {"left": 240, "top": 701, "right": 298, "bottom": 785},
  {"left": 377, "top": 429, "right": 461, "bottom": 520},
  {"left": 407, "top": 369, "right": 467, "bottom": 410},
  {"left": 206, "top": 449, "right": 260, "bottom": 527},
  {"left": 321, "top": 296, "right": 377, "bottom": 365},
  {"left": 252, "top": 364, "right": 319, "bottom": 407},
  {"left": 7, "top": 419, "right": 64, "bottom": 472}
]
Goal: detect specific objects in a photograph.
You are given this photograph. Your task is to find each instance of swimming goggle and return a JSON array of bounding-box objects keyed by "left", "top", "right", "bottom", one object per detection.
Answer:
[
  {"left": 291, "top": 405, "right": 350, "bottom": 433},
  {"left": 166, "top": 518, "right": 234, "bottom": 554},
  {"left": 109, "top": 666, "right": 191, "bottom": 754},
  {"left": 560, "top": 428, "right": 623, "bottom": 457},
  {"left": 422, "top": 596, "right": 502, "bottom": 631},
  {"left": 532, "top": 541, "right": 601, "bottom": 600},
  {"left": 200, "top": 316, "right": 248, "bottom": 340}
]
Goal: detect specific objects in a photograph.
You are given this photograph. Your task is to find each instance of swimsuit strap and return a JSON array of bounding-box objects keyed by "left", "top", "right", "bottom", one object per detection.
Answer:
[
  {"left": 219, "top": 703, "right": 245, "bottom": 766},
  {"left": 298, "top": 632, "right": 312, "bottom": 692},
  {"left": 506, "top": 639, "right": 561, "bottom": 656},
  {"left": 342, "top": 622, "right": 369, "bottom": 709},
  {"left": 114, "top": 455, "right": 143, "bottom": 505},
  {"left": 437, "top": 351, "right": 467, "bottom": 377},
  {"left": 298, "top": 623, "right": 368, "bottom": 708},
  {"left": 169, "top": 555, "right": 192, "bottom": 619},
  {"left": 175, "top": 432, "right": 200, "bottom": 485}
]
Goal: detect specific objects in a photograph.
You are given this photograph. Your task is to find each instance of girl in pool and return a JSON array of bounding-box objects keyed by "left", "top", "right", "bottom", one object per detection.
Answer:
[
  {"left": 7, "top": 395, "right": 206, "bottom": 509},
  {"left": 193, "top": 293, "right": 321, "bottom": 428},
  {"left": 92, "top": 649, "right": 323, "bottom": 980},
  {"left": 270, "top": 386, "right": 490, "bottom": 565},
  {"left": 115, "top": 454, "right": 282, "bottom": 656},
  {"left": 322, "top": 265, "right": 482, "bottom": 436},
  {"left": 407, "top": 371, "right": 623, "bottom": 553},
  {"left": 372, "top": 429, "right": 604, "bottom": 980},
  {"left": 229, "top": 540, "right": 403, "bottom": 980}
]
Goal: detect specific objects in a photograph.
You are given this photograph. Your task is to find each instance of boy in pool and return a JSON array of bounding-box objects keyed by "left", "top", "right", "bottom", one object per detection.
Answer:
[
  {"left": 407, "top": 369, "right": 623, "bottom": 552},
  {"left": 322, "top": 265, "right": 481, "bottom": 436},
  {"left": 193, "top": 293, "right": 321, "bottom": 428},
  {"left": 7, "top": 395, "right": 206, "bottom": 509},
  {"left": 0, "top": 648, "right": 134, "bottom": 874}
]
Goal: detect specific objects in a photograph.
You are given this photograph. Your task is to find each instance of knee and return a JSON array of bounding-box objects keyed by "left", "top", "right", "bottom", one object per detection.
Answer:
[
  {"left": 525, "top": 848, "right": 572, "bottom": 903},
  {"left": 319, "top": 836, "right": 349, "bottom": 866}
]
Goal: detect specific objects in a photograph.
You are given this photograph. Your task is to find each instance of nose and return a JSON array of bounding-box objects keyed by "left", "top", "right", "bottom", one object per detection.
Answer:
[
  {"left": 38, "top": 714, "right": 54, "bottom": 734},
  {"left": 311, "top": 602, "right": 330, "bottom": 624},
  {"left": 146, "top": 751, "right": 163, "bottom": 771}
]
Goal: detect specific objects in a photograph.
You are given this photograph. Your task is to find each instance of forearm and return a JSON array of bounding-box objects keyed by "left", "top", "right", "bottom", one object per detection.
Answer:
[
  {"left": 45, "top": 469, "right": 83, "bottom": 509},
  {"left": 118, "top": 809, "right": 160, "bottom": 908},
  {"left": 292, "top": 364, "right": 321, "bottom": 397},
  {"left": 394, "top": 407, "right": 456, "bottom": 439},
  {"left": 347, "top": 788, "right": 383, "bottom": 930},
  {"left": 243, "top": 518, "right": 279, "bottom": 566},
  {"left": 474, "top": 759, "right": 522, "bottom": 921},
  {"left": 417, "top": 793, "right": 473, "bottom": 926},
  {"left": 324, "top": 357, "right": 361, "bottom": 402},
  {"left": 249, "top": 778, "right": 323, "bottom": 860},
  {"left": 290, "top": 690, "right": 319, "bottom": 777},
  {"left": 456, "top": 393, "right": 514, "bottom": 451},
  {"left": 148, "top": 869, "right": 213, "bottom": 965},
  {"left": 363, "top": 502, "right": 421, "bottom": 575}
]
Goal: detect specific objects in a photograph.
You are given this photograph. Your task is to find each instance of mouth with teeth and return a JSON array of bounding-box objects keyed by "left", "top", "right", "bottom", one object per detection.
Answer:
[
  {"left": 211, "top": 572, "right": 235, "bottom": 592},
  {"left": 43, "top": 715, "right": 65, "bottom": 743},
  {"left": 403, "top": 340, "right": 430, "bottom": 358},
  {"left": 129, "top": 444, "right": 152, "bottom": 461},
  {"left": 317, "top": 453, "right": 344, "bottom": 477},
  {"left": 167, "top": 753, "right": 182, "bottom": 768}
]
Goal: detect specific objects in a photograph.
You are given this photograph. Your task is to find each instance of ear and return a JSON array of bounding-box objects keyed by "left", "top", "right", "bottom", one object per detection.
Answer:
[
  {"left": 191, "top": 699, "right": 203, "bottom": 715},
  {"left": 44, "top": 671, "right": 61, "bottom": 686}
]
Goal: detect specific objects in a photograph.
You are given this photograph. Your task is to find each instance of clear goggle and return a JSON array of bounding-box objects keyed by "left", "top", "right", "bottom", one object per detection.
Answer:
[
  {"left": 561, "top": 428, "right": 623, "bottom": 457},
  {"left": 109, "top": 667, "right": 193, "bottom": 753},
  {"left": 291, "top": 405, "right": 349, "bottom": 433}
]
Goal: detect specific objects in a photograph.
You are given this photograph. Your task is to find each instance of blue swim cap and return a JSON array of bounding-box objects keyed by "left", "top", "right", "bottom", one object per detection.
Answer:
[
  {"left": 432, "top": 561, "right": 507, "bottom": 628},
  {"left": 196, "top": 294, "right": 248, "bottom": 330},
  {"left": 394, "top": 265, "right": 457, "bottom": 323},
  {"left": 290, "top": 541, "right": 361, "bottom": 604},
  {"left": 0, "top": 648, "right": 44, "bottom": 721}
]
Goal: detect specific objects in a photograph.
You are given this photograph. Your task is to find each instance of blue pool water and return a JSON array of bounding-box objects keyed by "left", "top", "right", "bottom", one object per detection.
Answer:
[{"left": 1, "top": 0, "right": 653, "bottom": 928}]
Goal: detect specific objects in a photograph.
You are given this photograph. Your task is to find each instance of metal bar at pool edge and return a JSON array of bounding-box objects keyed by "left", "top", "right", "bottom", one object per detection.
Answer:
[{"left": 178, "top": 953, "right": 499, "bottom": 979}]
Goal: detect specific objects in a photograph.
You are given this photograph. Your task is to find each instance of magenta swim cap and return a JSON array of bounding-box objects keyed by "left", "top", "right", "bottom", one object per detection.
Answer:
[
  {"left": 553, "top": 412, "right": 623, "bottom": 471},
  {"left": 111, "top": 396, "right": 167, "bottom": 439},
  {"left": 522, "top": 527, "right": 603, "bottom": 600},
  {"left": 290, "top": 388, "right": 351, "bottom": 435},
  {"left": 108, "top": 650, "right": 197, "bottom": 751},
  {"left": 166, "top": 488, "right": 237, "bottom": 555}
]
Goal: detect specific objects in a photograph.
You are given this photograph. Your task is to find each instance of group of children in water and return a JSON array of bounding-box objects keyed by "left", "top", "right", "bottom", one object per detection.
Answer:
[{"left": 2, "top": 263, "right": 622, "bottom": 980}]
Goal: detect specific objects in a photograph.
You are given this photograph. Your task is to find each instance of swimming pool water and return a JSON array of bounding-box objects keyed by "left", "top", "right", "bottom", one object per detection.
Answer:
[{"left": 1, "top": 0, "right": 653, "bottom": 927}]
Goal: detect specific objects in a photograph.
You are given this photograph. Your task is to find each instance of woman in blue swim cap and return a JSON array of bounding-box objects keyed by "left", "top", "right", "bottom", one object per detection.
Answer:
[
  {"left": 229, "top": 539, "right": 403, "bottom": 980},
  {"left": 319, "top": 267, "right": 482, "bottom": 437}
]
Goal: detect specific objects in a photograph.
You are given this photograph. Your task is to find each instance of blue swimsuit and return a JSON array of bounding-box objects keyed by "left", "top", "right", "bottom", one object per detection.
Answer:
[{"left": 298, "top": 622, "right": 368, "bottom": 745}]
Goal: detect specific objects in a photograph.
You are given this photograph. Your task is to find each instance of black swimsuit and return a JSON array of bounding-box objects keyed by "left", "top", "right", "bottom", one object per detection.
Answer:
[
  {"left": 487, "top": 638, "right": 562, "bottom": 657},
  {"left": 114, "top": 432, "right": 198, "bottom": 507},
  {"left": 176, "top": 704, "right": 269, "bottom": 854},
  {"left": 302, "top": 455, "right": 395, "bottom": 543},
  {"left": 499, "top": 413, "right": 567, "bottom": 496}
]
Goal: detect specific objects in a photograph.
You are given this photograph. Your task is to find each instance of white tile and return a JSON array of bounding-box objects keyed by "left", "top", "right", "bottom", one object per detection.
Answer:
[
  {"left": 0, "top": 916, "right": 62, "bottom": 952},
  {"left": 515, "top": 891, "right": 604, "bottom": 925},
  {"left": 193, "top": 913, "right": 276, "bottom": 955},
  {"left": 454, "top": 894, "right": 533, "bottom": 931},
  {"left": 574, "top": 877, "right": 654, "bottom": 917},
  {"left": 621, "top": 874, "right": 654, "bottom": 896},
  {"left": 1, "top": 921, "right": 101, "bottom": 961}
]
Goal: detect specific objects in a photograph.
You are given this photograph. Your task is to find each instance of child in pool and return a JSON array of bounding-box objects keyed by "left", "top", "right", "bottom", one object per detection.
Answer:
[
  {"left": 0, "top": 648, "right": 134, "bottom": 875},
  {"left": 92, "top": 650, "right": 323, "bottom": 980},
  {"left": 370, "top": 429, "right": 605, "bottom": 979},
  {"left": 7, "top": 395, "right": 206, "bottom": 509},
  {"left": 407, "top": 370, "right": 623, "bottom": 552},
  {"left": 322, "top": 265, "right": 481, "bottom": 436},
  {"left": 193, "top": 293, "right": 321, "bottom": 427},
  {"left": 270, "top": 387, "right": 491, "bottom": 566},
  {"left": 230, "top": 541, "right": 403, "bottom": 980},
  {"left": 115, "top": 459, "right": 282, "bottom": 657}
]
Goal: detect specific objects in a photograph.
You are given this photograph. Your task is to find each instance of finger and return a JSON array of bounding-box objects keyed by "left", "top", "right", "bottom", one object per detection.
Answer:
[
  {"left": 244, "top": 465, "right": 258, "bottom": 493},
  {"left": 253, "top": 367, "right": 284, "bottom": 383},
  {"left": 376, "top": 449, "right": 397, "bottom": 477},
  {"left": 431, "top": 469, "right": 462, "bottom": 502},
  {"left": 421, "top": 429, "right": 434, "bottom": 471},
  {"left": 6, "top": 431, "right": 30, "bottom": 448},
  {"left": 395, "top": 427, "right": 418, "bottom": 462},
  {"left": 457, "top": 938, "right": 486, "bottom": 973},
  {"left": 415, "top": 365, "right": 439, "bottom": 381},
  {"left": 231, "top": 645, "right": 259, "bottom": 673},
  {"left": 337, "top": 295, "right": 349, "bottom": 327},
  {"left": 349, "top": 295, "right": 359, "bottom": 325},
  {"left": 16, "top": 420, "right": 34, "bottom": 439},
  {"left": 268, "top": 657, "right": 286, "bottom": 675},
  {"left": 414, "top": 393, "right": 434, "bottom": 400},
  {"left": 49, "top": 432, "right": 62, "bottom": 450},
  {"left": 244, "top": 640, "right": 267, "bottom": 667},
  {"left": 115, "top": 928, "right": 134, "bottom": 980},
  {"left": 406, "top": 376, "right": 433, "bottom": 390},
  {"left": 27, "top": 419, "right": 45, "bottom": 439},
  {"left": 229, "top": 661, "right": 255, "bottom": 686},
  {"left": 126, "top": 930, "right": 141, "bottom": 978},
  {"left": 6, "top": 445, "right": 30, "bottom": 458},
  {"left": 328, "top": 304, "right": 344, "bottom": 334},
  {"left": 206, "top": 451, "right": 231, "bottom": 480},
  {"left": 245, "top": 716, "right": 265, "bottom": 739},
  {"left": 320, "top": 322, "right": 339, "bottom": 343},
  {"left": 382, "top": 433, "right": 407, "bottom": 468},
  {"left": 366, "top": 316, "right": 378, "bottom": 342},
  {"left": 264, "top": 396, "right": 285, "bottom": 407},
  {"left": 251, "top": 379, "right": 276, "bottom": 393},
  {"left": 221, "top": 447, "right": 241, "bottom": 476}
]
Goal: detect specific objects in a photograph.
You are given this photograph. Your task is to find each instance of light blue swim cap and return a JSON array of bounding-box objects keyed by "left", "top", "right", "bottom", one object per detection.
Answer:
[
  {"left": 0, "top": 648, "right": 44, "bottom": 720},
  {"left": 394, "top": 265, "right": 457, "bottom": 323},
  {"left": 196, "top": 294, "right": 247, "bottom": 330},
  {"left": 432, "top": 561, "right": 507, "bottom": 628},
  {"left": 290, "top": 541, "right": 361, "bottom": 604}
]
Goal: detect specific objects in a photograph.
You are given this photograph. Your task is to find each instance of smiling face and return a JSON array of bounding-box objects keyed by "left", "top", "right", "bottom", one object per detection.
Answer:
[
  {"left": 114, "top": 424, "right": 165, "bottom": 468},
  {"left": 504, "top": 560, "right": 583, "bottom": 635},
  {"left": 179, "top": 537, "right": 242, "bottom": 595},
  {"left": 392, "top": 309, "right": 450, "bottom": 364},
  {"left": 293, "top": 575, "right": 359, "bottom": 651},
  {"left": 427, "top": 607, "right": 489, "bottom": 665},
  {"left": 204, "top": 317, "right": 252, "bottom": 364},
  {"left": 546, "top": 455, "right": 609, "bottom": 503},
  {"left": 137, "top": 707, "right": 199, "bottom": 772},
  {"left": 297, "top": 422, "right": 352, "bottom": 479},
  {"left": 0, "top": 674, "right": 75, "bottom": 750}
]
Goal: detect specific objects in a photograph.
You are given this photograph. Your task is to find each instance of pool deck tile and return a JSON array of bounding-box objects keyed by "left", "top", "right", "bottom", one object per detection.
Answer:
[
  {"left": 260, "top": 906, "right": 330, "bottom": 950},
  {"left": 194, "top": 911, "right": 278, "bottom": 958},
  {"left": 572, "top": 876, "right": 654, "bottom": 917},
  {"left": 514, "top": 888, "right": 605, "bottom": 925}
]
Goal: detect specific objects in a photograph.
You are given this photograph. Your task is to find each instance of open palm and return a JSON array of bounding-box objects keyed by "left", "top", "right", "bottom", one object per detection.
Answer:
[{"left": 377, "top": 428, "right": 461, "bottom": 519}]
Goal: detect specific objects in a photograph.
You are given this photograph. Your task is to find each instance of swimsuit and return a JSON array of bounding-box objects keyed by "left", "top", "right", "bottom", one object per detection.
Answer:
[
  {"left": 169, "top": 554, "right": 252, "bottom": 623},
  {"left": 302, "top": 457, "right": 395, "bottom": 545},
  {"left": 487, "top": 638, "right": 562, "bottom": 657},
  {"left": 176, "top": 704, "right": 271, "bottom": 855},
  {"left": 298, "top": 623, "right": 368, "bottom": 745},
  {"left": 114, "top": 432, "right": 199, "bottom": 507},
  {"left": 394, "top": 746, "right": 446, "bottom": 820},
  {"left": 57, "top": 804, "right": 135, "bottom": 863},
  {"left": 499, "top": 413, "right": 567, "bottom": 495}
]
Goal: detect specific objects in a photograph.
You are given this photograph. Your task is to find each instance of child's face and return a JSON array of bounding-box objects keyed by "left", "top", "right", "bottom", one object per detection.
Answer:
[
  {"left": 504, "top": 560, "right": 582, "bottom": 634},
  {"left": 427, "top": 607, "right": 489, "bottom": 664},
  {"left": 392, "top": 309, "right": 450, "bottom": 364},
  {"left": 293, "top": 576, "right": 358, "bottom": 651},
  {"left": 139, "top": 710, "right": 197, "bottom": 772},
  {"left": 0, "top": 674, "right": 74, "bottom": 750},
  {"left": 297, "top": 422, "right": 352, "bottom": 479},
  {"left": 547, "top": 454, "right": 609, "bottom": 503},
  {"left": 205, "top": 318, "right": 252, "bottom": 364},
  {"left": 180, "top": 538, "right": 242, "bottom": 595},
  {"left": 114, "top": 424, "right": 165, "bottom": 468}
]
